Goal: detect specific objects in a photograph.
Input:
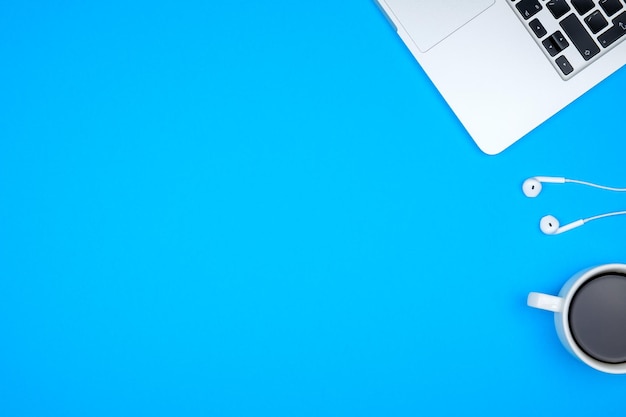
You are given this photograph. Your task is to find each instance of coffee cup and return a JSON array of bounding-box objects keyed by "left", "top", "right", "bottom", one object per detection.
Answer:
[{"left": 528, "top": 263, "right": 626, "bottom": 374}]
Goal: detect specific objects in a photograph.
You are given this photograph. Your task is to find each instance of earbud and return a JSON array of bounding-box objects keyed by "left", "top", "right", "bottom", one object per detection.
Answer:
[
  {"left": 525, "top": 176, "right": 626, "bottom": 234},
  {"left": 522, "top": 176, "right": 566, "bottom": 198},
  {"left": 539, "top": 215, "right": 585, "bottom": 235},
  {"left": 523, "top": 176, "right": 626, "bottom": 197}
]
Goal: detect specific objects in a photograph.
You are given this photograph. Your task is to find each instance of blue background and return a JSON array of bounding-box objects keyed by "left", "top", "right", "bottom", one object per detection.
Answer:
[{"left": 1, "top": 1, "right": 626, "bottom": 415}]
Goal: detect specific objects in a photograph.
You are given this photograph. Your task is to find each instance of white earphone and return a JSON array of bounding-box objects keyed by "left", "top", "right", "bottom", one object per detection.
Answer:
[
  {"left": 522, "top": 176, "right": 626, "bottom": 198},
  {"left": 523, "top": 176, "right": 626, "bottom": 235}
]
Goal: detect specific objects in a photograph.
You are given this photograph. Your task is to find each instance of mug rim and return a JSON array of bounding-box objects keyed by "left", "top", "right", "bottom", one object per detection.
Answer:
[{"left": 559, "top": 263, "right": 626, "bottom": 374}]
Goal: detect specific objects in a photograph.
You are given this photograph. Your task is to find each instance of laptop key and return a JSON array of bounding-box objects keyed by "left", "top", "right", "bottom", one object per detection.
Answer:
[
  {"left": 547, "top": 0, "right": 572, "bottom": 19},
  {"left": 598, "top": 11, "right": 626, "bottom": 47},
  {"left": 529, "top": 18, "right": 548, "bottom": 38},
  {"left": 560, "top": 13, "right": 601, "bottom": 60},
  {"left": 551, "top": 31, "right": 570, "bottom": 50},
  {"left": 543, "top": 37, "right": 559, "bottom": 56},
  {"left": 556, "top": 55, "right": 574, "bottom": 75},
  {"left": 585, "top": 10, "right": 609, "bottom": 33},
  {"left": 543, "top": 31, "right": 570, "bottom": 56},
  {"left": 517, "top": 0, "right": 543, "bottom": 20},
  {"left": 571, "top": 0, "right": 596, "bottom": 15},
  {"left": 600, "top": 0, "right": 623, "bottom": 16}
]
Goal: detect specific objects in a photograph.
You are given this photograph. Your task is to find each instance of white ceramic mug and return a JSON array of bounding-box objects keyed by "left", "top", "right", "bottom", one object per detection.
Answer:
[{"left": 528, "top": 263, "right": 626, "bottom": 374}]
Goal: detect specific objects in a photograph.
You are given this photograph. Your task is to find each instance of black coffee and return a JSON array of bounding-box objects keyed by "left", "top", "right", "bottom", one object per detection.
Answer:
[{"left": 569, "top": 273, "right": 626, "bottom": 364}]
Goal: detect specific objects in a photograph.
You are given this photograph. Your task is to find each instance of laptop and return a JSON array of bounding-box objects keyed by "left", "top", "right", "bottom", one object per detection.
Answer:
[{"left": 375, "top": 0, "right": 626, "bottom": 154}]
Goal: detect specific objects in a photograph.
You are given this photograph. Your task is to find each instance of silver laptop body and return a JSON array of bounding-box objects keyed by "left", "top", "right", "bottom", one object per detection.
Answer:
[{"left": 375, "top": 0, "right": 626, "bottom": 154}]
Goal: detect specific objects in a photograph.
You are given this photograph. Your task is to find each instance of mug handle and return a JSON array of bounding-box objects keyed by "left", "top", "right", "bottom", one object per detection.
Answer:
[{"left": 527, "top": 292, "right": 564, "bottom": 313}]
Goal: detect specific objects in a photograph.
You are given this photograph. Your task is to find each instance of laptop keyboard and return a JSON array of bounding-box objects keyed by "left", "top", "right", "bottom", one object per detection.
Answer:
[{"left": 508, "top": 0, "right": 626, "bottom": 79}]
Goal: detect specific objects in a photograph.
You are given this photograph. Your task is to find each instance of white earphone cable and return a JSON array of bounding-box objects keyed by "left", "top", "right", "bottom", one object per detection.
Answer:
[
  {"left": 565, "top": 179, "right": 626, "bottom": 193},
  {"left": 583, "top": 210, "right": 626, "bottom": 224}
]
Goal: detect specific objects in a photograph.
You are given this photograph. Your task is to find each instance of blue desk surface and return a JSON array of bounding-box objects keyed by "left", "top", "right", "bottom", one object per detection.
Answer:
[{"left": 2, "top": 1, "right": 626, "bottom": 415}]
